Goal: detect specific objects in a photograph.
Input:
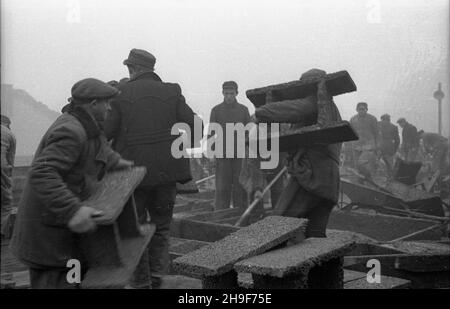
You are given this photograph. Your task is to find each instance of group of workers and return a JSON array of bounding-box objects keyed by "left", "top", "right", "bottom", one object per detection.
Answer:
[
  {"left": 348, "top": 101, "right": 449, "bottom": 183},
  {"left": 0, "top": 47, "right": 448, "bottom": 289}
]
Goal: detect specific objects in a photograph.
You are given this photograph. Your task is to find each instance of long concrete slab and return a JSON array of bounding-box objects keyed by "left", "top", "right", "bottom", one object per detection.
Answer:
[
  {"left": 172, "top": 216, "right": 307, "bottom": 278},
  {"left": 234, "top": 230, "right": 357, "bottom": 278},
  {"left": 246, "top": 70, "right": 357, "bottom": 107}
]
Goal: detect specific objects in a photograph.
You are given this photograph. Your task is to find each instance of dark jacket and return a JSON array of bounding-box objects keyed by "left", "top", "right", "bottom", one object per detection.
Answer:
[
  {"left": 287, "top": 97, "right": 342, "bottom": 204},
  {"left": 10, "top": 107, "right": 121, "bottom": 268},
  {"left": 401, "top": 122, "right": 419, "bottom": 152},
  {"left": 104, "top": 72, "right": 201, "bottom": 187},
  {"left": 209, "top": 101, "right": 251, "bottom": 157},
  {"left": 378, "top": 120, "right": 400, "bottom": 156}
]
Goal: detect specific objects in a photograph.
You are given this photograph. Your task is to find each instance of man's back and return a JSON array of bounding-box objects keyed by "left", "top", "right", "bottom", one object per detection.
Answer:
[
  {"left": 402, "top": 123, "right": 419, "bottom": 148},
  {"left": 378, "top": 120, "right": 399, "bottom": 155},
  {"left": 105, "top": 71, "right": 197, "bottom": 187}
]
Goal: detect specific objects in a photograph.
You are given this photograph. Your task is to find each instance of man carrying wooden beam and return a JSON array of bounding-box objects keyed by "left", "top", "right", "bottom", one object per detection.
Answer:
[{"left": 270, "top": 69, "right": 344, "bottom": 238}]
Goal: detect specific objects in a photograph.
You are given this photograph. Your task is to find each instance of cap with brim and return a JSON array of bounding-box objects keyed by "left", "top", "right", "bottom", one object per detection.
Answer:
[
  {"left": 71, "top": 78, "right": 119, "bottom": 101},
  {"left": 123, "top": 48, "right": 156, "bottom": 69}
]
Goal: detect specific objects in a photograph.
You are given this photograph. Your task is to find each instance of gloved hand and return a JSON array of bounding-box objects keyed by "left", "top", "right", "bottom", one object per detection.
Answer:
[
  {"left": 68, "top": 206, "right": 103, "bottom": 233},
  {"left": 254, "top": 190, "right": 264, "bottom": 201},
  {"left": 114, "top": 158, "right": 134, "bottom": 170}
]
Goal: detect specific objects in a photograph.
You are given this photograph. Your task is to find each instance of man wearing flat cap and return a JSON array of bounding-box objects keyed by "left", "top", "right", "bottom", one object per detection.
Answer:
[
  {"left": 11, "top": 78, "right": 133, "bottom": 289},
  {"left": 350, "top": 102, "right": 379, "bottom": 180},
  {"left": 378, "top": 114, "right": 400, "bottom": 177},
  {"left": 104, "top": 48, "right": 203, "bottom": 289},
  {"left": 209, "top": 81, "right": 250, "bottom": 211}
]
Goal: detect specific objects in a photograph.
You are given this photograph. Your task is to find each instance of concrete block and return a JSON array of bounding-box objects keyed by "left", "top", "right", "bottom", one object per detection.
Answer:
[
  {"left": 201, "top": 271, "right": 240, "bottom": 289},
  {"left": 234, "top": 231, "right": 356, "bottom": 289},
  {"left": 251, "top": 121, "right": 358, "bottom": 152},
  {"left": 246, "top": 70, "right": 357, "bottom": 107},
  {"left": 234, "top": 231, "right": 356, "bottom": 278},
  {"left": 172, "top": 216, "right": 307, "bottom": 279}
]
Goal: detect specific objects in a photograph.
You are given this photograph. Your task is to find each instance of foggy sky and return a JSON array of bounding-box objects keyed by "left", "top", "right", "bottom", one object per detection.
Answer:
[{"left": 1, "top": 0, "right": 449, "bottom": 136}]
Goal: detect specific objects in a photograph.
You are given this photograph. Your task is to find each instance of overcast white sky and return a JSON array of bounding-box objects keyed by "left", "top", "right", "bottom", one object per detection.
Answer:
[{"left": 1, "top": 0, "right": 449, "bottom": 136}]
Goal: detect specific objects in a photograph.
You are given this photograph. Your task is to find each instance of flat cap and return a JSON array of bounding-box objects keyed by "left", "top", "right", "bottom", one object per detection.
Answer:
[
  {"left": 397, "top": 117, "right": 406, "bottom": 124},
  {"left": 123, "top": 48, "right": 156, "bottom": 69},
  {"left": 71, "top": 78, "right": 119, "bottom": 101},
  {"left": 381, "top": 113, "right": 390, "bottom": 120},
  {"left": 300, "top": 68, "right": 327, "bottom": 80},
  {"left": 356, "top": 102, "right": 368, "bottom": 109},
  {"left": 222, "top": 81, "right": 238, "bottom": 91}
]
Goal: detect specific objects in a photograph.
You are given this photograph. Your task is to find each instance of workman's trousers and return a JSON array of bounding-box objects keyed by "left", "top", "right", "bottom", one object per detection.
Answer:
[
  {"left": 214, "top": 158, "right": 247, "bottom": 210},
  {"left": 131, "top": 184, "right": 177, "bottom": 289},
  {"left": 279, "top": 185, "right": 335, "bottom": 238},
  {"left": 354, "top": 149, "right": 377, "bottom": 180},
  {"left": 29, "top": 267, "right": 86, "bottom": 289},
  {"left": 380, "top": 153, "right": 395, "bottom": 177}
]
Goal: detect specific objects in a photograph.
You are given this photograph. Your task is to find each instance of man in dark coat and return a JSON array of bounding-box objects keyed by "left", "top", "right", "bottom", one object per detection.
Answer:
[
  {"left": 104, "top": 49, "right": 202, "bottom": 288},
  {"left": 209, "top": 81, "right": 251, "bottom": 210},
  {"left": 271, "top": 69, "right": 342, "bottom": 238},
  {"left": 378, "top": 114, "right": 400, "bottom": 177},
  {"left": 397, "top": 118, "right": 420, "bottom": 161},
  {"left": 10, "top": 78, "right": 132, "bottom": 289}
]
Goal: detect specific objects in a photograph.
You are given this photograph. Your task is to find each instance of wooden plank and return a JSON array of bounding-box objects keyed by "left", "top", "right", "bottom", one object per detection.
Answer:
[
  {"left": 172, "top": 216, "right": 307, "bottom": 278},
  {"left": 84, "top": 167, "right": 146, "bottom": 225},
  {"left": 246, "top": 70, "right": 357, "bottom": 107}
]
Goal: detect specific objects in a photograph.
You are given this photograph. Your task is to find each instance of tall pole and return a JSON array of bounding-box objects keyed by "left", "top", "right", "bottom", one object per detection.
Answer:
[{"left": 433, "top": 83, "right": 444, "bottom": 135}]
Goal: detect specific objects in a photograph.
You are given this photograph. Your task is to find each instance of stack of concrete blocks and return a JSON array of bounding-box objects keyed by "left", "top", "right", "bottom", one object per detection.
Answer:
[
  {"left": 246, "top": 70, "right": 358, "bottom": 152},
  {"left": 173, "top": 217, "right": 358, "bottom": 289}
]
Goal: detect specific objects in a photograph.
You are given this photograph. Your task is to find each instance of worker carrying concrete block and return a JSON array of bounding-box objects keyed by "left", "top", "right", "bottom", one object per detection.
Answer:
[{"left": 266, "top": 69, "right": 344, "bottom": 238}]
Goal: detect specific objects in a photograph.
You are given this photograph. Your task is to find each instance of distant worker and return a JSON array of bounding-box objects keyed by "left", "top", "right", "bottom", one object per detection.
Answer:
[
  {"left": 350, "top": 102, "right": 378, "bottom": 180},
  {"left": 419, "top": 131, "right": 449, "bottom": 174},
  {"left": 10, "top": 78, "right": 132, "bottom": 289},
  {"left": 209, "top": 81, "right": 250, "bottom": 210},
  {"left": 1, "top": 115, "right": 16, "bottom": 237},
  {"left": 378, "top": 114, "right": 400, "bottom": 177},
  {"left": 397, "top": 118, "right": 420, "bottom": 162}
]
